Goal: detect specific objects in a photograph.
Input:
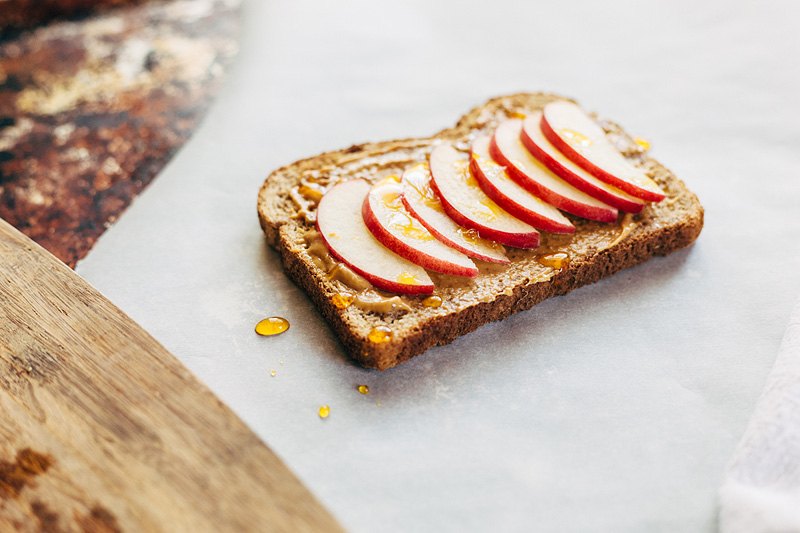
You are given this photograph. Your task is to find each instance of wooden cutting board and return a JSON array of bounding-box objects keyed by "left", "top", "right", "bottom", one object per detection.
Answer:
[{"left": 0, "top": 217, "right": 343, "bottom": 532}]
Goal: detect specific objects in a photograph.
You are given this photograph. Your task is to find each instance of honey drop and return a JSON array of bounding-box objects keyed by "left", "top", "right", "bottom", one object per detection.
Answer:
[
  {"left": 559, "top": 128, "right": 593, "bottom": 149},
  {"left": 396, "top": 272, "right": 422, "bottom": 285},
  {"left": 255, "top": 317, "right": 290, "bottom": 336},
  {"left": 358, "top": 385, "right": 370, "bottom": 395},
  {"left": 537, "top": 252, "right": 569, "bottom": 270},
  {"left": 422, "top": 295, "right": 442, "bottom": 308},
  {"left": 270, "top": 370, "right": 276, "bottom": 377},
  {"left": 298, "top": 184, "right": 324, "bottom": 202},
  {"left": 633, "top": 137, "right": 651, "bottom": 151},
  {"left": 332, "top": 292, "right": 355, "bottom": 309},
  {"left": 368, "top": 326, "right": 393, "bottom": 344},
  {"left": 319, "top": 405, "right": 330, "bottom": 418}
]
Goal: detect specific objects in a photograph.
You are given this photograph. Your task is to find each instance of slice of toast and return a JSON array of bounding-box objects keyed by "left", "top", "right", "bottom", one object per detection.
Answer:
[{"left": 257, "top": 93, "right": 704, "bottom": 370}]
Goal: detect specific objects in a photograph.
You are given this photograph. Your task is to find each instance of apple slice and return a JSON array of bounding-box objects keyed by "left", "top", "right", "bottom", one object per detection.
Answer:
[
  {"left": 490, "top": 119, "right": 618, "bottom": 223},
  {"left": 428, "top": 143, "right": 540, "bottom": 249},
  {"left": 399, "top": 163, "right": 509, "bottom": 264},
  {"left": 470, "top": 136, "right": 574, "bottom": 234},
  {"left": 317, "top": 179, "right": 434, "bottom": 295},
  {"left": 363, "top": 175, "right": 478, "bottom": 277},
  {"left": 521, "top": 112, "right": 647, "bottom": 213},
  {"left": 541, "top": 100, "right": 665, "bottom": 202}
]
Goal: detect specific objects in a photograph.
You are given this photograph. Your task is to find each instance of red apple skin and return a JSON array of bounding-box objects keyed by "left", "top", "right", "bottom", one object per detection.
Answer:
[
  {"left": 362, "top": 191, "right": 478, "bottom": 278},
  {"left": 426, "top": 156, "right": 540, "bottom": 249},
  {"left": 489, "top": 122, "right": 618, "bottom": 223},
  {"left": 317, "top": 225, "right": 434, "bottom": 295},
  {"left": 429, "top": 178, "right": 539, "bottom": 248},
  {"left": 316, "top": 179, "right": 433, "bottom": 295},
  {"left": 540, "top": 104, "right": 666, "bottom": 202},
  {"left": 469, "top": 138, "right": 574, "bottom": 234},
  {"left": 399, "top": 163, "right": 509, "bottom": 264},
  {"left": 401, "top": 194, "right": 510, "bottom": 263},
  {"left": 521, "top": 115, "right": 646, "bottom": 213}
]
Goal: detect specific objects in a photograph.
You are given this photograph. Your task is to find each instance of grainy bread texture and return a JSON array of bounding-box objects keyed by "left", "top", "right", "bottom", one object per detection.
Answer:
[{"left": 258, "top": 93, "right": 704, "bottom": 370}]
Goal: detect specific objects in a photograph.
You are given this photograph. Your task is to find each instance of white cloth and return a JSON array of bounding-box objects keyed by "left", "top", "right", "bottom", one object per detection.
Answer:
[{"left": 719, "top": 298, "right": 800, "bottom": 533}]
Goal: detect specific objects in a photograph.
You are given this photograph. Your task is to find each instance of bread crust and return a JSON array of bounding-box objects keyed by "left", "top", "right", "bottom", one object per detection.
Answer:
[{"left": 258, "top": 93, "right": 704, "bottom": 370}]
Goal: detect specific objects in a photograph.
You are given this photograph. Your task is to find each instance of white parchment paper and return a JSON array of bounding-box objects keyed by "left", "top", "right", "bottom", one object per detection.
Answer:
[{"left": 76, "top": 1, "right": 800, "bottom": 531}]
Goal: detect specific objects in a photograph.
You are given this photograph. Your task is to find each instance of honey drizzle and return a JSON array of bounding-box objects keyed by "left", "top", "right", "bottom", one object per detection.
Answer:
[
  {"left": 397, "top": 272, "right": 424, "bottom": 285},
  {"left": 289, "top": 179, "right": 328, "bottom": 224},
  {"left": 536, "top": 252, "right": 569, "bottom": 270},
  {"left": 376, "top": 177, "right": 435, "bottom": 242},
  {"left": 559, "top": 128, "right": 593, "bottom": 149},
  {"left": 402, "top": 163, "right": 442, "bottom": 211},
  {"left": 453, "top": 159, "right": 504, "bottom": 221}
]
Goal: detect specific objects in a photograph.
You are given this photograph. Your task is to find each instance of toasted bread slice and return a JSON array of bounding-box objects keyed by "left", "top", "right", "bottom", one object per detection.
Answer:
[{"left": 258, "top": 93, "right": 704, "bottom": 370}]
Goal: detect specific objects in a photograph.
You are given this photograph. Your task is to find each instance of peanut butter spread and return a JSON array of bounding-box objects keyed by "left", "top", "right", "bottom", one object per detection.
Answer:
[{"left": 280, "top": 95, "right": 687, "bottom": 321}]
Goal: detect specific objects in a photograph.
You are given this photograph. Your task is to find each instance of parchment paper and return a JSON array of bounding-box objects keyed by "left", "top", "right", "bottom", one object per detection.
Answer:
[{"left": 76, "top": 0, "right": 800, "bottom": 531}]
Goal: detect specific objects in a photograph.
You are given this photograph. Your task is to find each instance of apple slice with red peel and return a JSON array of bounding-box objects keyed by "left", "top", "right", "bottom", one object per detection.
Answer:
[
  {"left": 490, "top": 119, "right": 618, "bottom": 223},
  {"left": 400, "top": 163, "right": 509, "bottom": 264},
  {"left": 541, "top": 101, "right": 665, "bottom": 202},
  {"left": 429, "top": 143, "right": 540, "bottom": 249},
  {"left": 317, "top": 179, "right": 434, "bottom": 295},
  {"left": 521, "top": 112, "right": 647, "bottom": 213},
  {"left": 363, "top": 175, "right": 478, "bottom": 277},
  {"left": 470, "top": 136, "right": 574, "bottom": 234}
]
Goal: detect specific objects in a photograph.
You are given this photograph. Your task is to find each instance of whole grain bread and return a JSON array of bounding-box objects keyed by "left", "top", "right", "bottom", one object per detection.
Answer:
[{"left": 257, "top": 93, "right": 704, "bottom": 370}]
